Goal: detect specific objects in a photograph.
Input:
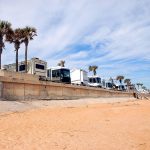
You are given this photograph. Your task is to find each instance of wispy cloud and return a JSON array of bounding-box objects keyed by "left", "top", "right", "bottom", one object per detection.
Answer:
[{"left": 0, "top": 0, "right": 150, "bottom": 88}]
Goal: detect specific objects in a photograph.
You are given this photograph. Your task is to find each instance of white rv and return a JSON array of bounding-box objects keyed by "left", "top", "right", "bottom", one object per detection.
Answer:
[
  {"left": 3, "top": 58, "right": 47, "bottom": 78},
  {"left": 102, "top": 79, "right": 113, "bottom": 89},
  {"left": 88, "top": 76, "right": 102, "bottom": 87},
  {"left": 70, "top": 69, "right": 88, "bottom": 86},
  {"left": 47, "top": 66, "right": 71, "bottom": 84},
  {"left": 113, "top": 80, "right": 126, "bottom": 91}
]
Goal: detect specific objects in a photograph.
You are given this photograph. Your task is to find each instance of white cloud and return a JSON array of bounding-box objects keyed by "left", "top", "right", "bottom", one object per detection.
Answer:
[{"left": 0, "top": 0, "right": 150, "bottom": 88}]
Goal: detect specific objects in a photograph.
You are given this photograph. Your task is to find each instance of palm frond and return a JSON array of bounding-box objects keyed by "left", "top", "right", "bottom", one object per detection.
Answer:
[
  {"left": 58, "top": 60, "right": 65, "bottom": 67},
  {"left": 116, "top": 75, "right": 124, "bottom": 80}
]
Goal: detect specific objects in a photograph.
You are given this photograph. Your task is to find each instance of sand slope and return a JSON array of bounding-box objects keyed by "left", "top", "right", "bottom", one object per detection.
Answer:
[{"left": 0, "top": 99, "right": 150, "bottom": 150}]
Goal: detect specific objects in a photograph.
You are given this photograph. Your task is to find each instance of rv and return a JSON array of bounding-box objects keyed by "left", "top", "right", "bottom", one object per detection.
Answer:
[
  {"left": 102, "top": 79, "right": 113, "bottom": 89},
  {"left": 70, "top": 69, "right": 88, "bottom": 86},
  {"left": 114, "top": 81, "right": 126, "bottom": 91},
  {"left": 118, "top": 85, "right": 126, "bottom": 91},
  {"left": 47, "top": 66, "right": 71, "bottom": 84},
  {"left": 88, "top": 76, "right": 102, "bottom": 87},
  {"left": 3, "top": 58, "right": 47, "bottom": 78},
  {"left": 109, "top": 79, "right": 125, "bottom": 91}
]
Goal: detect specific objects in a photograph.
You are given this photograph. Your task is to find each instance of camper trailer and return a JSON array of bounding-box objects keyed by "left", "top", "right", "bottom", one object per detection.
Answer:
[
  {"left": 47, "top": 66, "right": 71, "bottom": 84},
  {"left": 3, "top": 58, "right": 47, "bottom": 78},
  {"left": 70, "top": 69, "right": 88, "bottom": 86},
  {"left": 88, "top": 76, "right": 102, "bottom": 87}
]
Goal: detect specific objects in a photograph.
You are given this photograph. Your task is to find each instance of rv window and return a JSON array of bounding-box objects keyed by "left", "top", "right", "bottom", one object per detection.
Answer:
[
  {"left": 52, "top": 70, "right": 60, "bottom": 78},
  {"left": 36, "top": 64, "right": 45, "bottom": 70},
  {"left": 119, "top": 85, "right": 125, "bottom": 90},
  {"left": 61, "top": 69, "right": 70, "bottom": 78},
  {"left": 93, "top": 78, "right": 96, "bottom": 83},
  {"left": 89, "top": 78, "right": 92, "bottom": 83},
  {"left": 19, "top": 65, "right": 25, "bottom": 71},
  {"left": 97, "top": 78, "right": 101, "bottom": 83},
  {"left": 52, "top": 71, "right": 55, "bottom": 77},
  {"left": 107, "top": 83, "right": 112, "bottom": 88}
]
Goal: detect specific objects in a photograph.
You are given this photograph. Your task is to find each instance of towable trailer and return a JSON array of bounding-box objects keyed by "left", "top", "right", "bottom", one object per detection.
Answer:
[
  {"left": 70, "top": 69, "right": 88, "bottom": 86},
  {"left": 47, "top": 66, "right": 71, "bottom": 84},
  {"left": 3, "top": 58, "right": 47, "bottom": 78}
]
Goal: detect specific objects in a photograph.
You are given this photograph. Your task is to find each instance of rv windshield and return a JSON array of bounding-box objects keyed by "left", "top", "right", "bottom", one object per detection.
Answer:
[
  {"left": 119, "top": 85, "right": 125, "bottom": 90},
  {"left": 107, "top": 82, "right": 113, "bottom": 88},
  {"left": 96, "top": 77, "right": 101, "bottom": 83},
  {"left": 60, "top": 69, "right": 70, "bottom": 78}
]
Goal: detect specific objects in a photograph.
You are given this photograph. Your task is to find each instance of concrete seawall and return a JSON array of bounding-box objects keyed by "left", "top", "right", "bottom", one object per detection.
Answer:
[{"left": 0, "top": 70, "right": 133, "bottom": 100}]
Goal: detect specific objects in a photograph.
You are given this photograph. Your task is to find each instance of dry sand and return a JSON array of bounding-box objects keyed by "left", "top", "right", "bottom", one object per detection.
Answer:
[{"left": 0, "top": 98, "right": 150, "bottom": 150}]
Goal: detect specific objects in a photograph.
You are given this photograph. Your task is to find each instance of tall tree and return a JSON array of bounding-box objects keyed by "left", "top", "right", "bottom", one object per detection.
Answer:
[
  {"left": 124, "top": 78, "right": 131, "bottom": 90},
  {"left": 22, "top": 26, "right": 37, "bottom": 73},
  {"left": 136, "top": 83, "right": 143, "bottom": 90},
  {"left": 89, "top": 65, "right": 98, "bottom": 76},
  {"left": 6, "top": 28, "right": 24, "bottom": 72},
  {"left": 109, "top": 77, "right": 116, "bottom": 89},
  {"left": 0, "top": 20, "right": 11, "bottom": 69},
  {"left": 124, "top": 79, "right": 131, "bottom": 85},
  {"left": 116, "top": 75, "right": 124, "bottom": 84},
  {"left": 57, "top": 60, "right": 65, "bottom": 67}
]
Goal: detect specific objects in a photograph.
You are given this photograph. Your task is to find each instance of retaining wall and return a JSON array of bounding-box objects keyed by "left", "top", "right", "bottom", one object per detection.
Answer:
[{"left": 0, "top": 70, "right": 133, "bottom": 100}]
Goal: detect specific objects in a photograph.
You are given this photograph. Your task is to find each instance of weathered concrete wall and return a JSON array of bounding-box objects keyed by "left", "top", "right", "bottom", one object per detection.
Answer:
[
  {"left": 0, "top": 82, "right": 3, "bottom": 98},
  {"left": 0, "top": 70, "right": 133, "bottom": 100}
]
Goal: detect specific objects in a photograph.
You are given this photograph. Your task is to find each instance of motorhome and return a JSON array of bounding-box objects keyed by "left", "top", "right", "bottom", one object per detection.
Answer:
[
  {"left": 113, "top": 80, "right": 126, "bottom": 91},
  {"left": 88, "top": 76, "right": 102, "bottom": 87},
  {"left": 47, "top": 66, "right": 71, "bottom": 84},
  {"left": 3, "top": 58, "right": 47, "bottom": 78},
  {"left": 70, "top": 69, "right": 88, "bottom": 86},
  {"left": 102, "top": 79, "right": 113, "bottom": 89}
]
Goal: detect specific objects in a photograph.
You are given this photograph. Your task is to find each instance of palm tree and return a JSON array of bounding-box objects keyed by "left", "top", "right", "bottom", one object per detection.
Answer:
[
  {"left": 0, "top": 20, "right": 12, "bottom": 69},
  {"left": 57, "top": 60, "right": 65, "bottom": 67},
  {"left": 124, "top": 79, "right": 131, "bottom": 85},
  {"left": 124, "top": 78, "right": 131, "bottom": 90},
  {"left": 6, "top": 28, "right": 24, "bottom": 72},
  {"left": 136, "top": 83, "right": 143, "bottom": 90},
  {"left": 116, "top": 75, "right": 124, "bottom": 84},
  {"left": 22, "top": 26, "right": 37, "bottom": 73},
  {"left": 89, "top": 65, "right": 98, "bottom": 76},
  {"left": 109, "top": 77, "right": 116, "bottom": 89}
]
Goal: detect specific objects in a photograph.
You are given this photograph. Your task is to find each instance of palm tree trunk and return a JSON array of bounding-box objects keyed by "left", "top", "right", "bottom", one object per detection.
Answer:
[
  {"left": 120, "top": 79, "right": 122, "bottom": 84},
  {"left": 0, "top": 36, "right": 3, "bottom": 69},
  {"left": 0, "top": 50, "right": 2, "bottom": 69},
  {"left": 127, "top": 84, "right": 129, "bottom": 92},
  {"left": 16, "top": 49, "right": 18, "bottom": 72},
  {"left": 25, "top": 42, "right": 28, "bottom": 73},
  {"left": 93, "top": 70, "right": 96, "bottom": 76}
]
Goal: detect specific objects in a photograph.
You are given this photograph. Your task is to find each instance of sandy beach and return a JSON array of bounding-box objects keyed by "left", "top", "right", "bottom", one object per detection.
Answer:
[{"left": 0, "top": 98, "right": 150, "bottom": 150}]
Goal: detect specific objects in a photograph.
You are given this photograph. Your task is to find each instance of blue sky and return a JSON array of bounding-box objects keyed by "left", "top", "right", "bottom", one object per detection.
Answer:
[{"left": 0, "top": 0, "right": 150, "bottom": 88}]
